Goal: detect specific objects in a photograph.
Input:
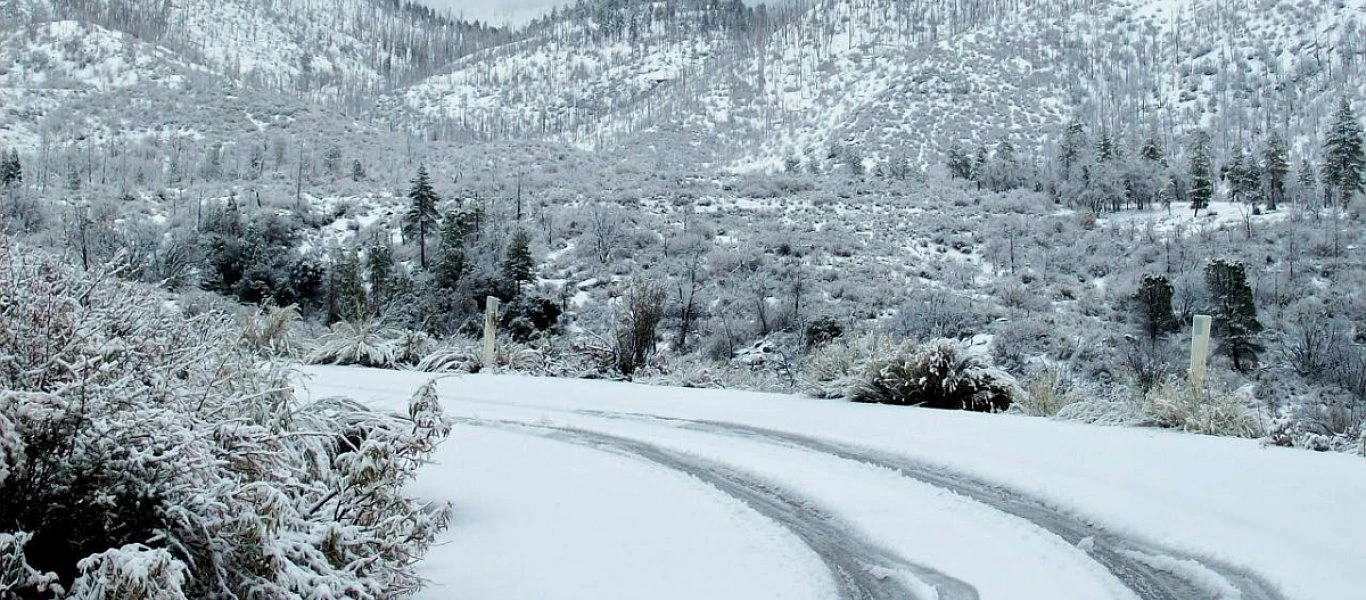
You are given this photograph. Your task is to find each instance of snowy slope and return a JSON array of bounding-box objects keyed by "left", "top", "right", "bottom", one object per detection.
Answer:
[
  {"left": 300, "top": 367, "right": 1366, "bottom": 600},
  {"left": 6, "top": 0, "right": 508, "bottom": 101},
  {"left": 0, "top": 20, "right": 212, "bottom": 148},
  {"left": 390, "top": 0, "right": 1366, "bottom": 169}
]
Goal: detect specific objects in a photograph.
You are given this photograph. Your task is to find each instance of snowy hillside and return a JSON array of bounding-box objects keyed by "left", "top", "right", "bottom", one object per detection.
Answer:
[
  {"left": 4, "top": 0, "right": 509, "bottom": 103},
  {"left": 388, "top": 0, "right": 1366, "bottom": 170},
  {"left": 302, "top": 367, "right": 1366, "bottom": 600}
]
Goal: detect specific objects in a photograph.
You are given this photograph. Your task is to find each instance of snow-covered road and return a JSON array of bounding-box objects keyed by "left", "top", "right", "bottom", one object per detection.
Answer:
[{"left": 299, "top": 367, "right": 1366, "bottom": 600}]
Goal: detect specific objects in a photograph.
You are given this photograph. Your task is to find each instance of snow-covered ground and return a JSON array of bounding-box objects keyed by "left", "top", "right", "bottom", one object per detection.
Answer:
[{"left": 298, "top": 366, "right": 1366, "bottom": 600}]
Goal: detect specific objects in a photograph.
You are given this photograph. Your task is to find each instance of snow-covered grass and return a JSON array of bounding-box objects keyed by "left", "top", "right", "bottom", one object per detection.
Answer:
[{"left": 301, "top": 367, "right": 1366, "bottom": 600}]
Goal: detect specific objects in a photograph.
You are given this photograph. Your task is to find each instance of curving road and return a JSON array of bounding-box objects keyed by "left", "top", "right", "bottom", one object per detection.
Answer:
[
  {"left": 572, "top": 410, "right": 1285, "bottom": 600},
  {"left": 300, "top": 368, "right": 1358, "bottom": 600},
  {"left": 462, "top": 418, "right": 979, "bottom": 600}
]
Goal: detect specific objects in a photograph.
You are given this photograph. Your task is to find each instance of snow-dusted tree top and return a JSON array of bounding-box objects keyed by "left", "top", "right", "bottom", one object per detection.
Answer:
[{"left": 0, "top": 232, "right": 452, "bottom": 598}]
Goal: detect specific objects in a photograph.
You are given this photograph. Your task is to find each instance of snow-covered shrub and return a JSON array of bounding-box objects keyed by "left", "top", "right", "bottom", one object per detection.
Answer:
[
  {"left": 307, "top": 319, "right": 400, "bottom": 367},
  {"left": 638, "top": 353, "right": 725, "bottom": 389},
  {"left": 850, "top": 339, "right": 1024, "bottom": 412},
  {"left": 240, "top": 303, "right": 302, "bottom": 358},
  {"left": 1264, "top": 418, "right": 1337, "bottom": 452},
  {"left": 1141, "top": 378, "right": 1264, "bottom": 438},
  {"left": 991, "top": 319, "right": 1073, "bottom": 373},
  {"left": 801, "top": 334, "right": 911, "bottom": 399},
  {"left": 1014, "top": 367, "right": 1082, "bottom": 417},
  {"left": 804, "top": 315, "right": 845, "bottom": 349},
  {"left": 416, "top": 339, "right": 482, "bottom": 373},
  {"left": 0, "top": 236, "right": 451, "bottom": 598},
  {"left": 393, "top": 329, "right": 437, "bottom": 366},
  {"left": 67, "top": 545, "right": 188, "bottom": 600},
  {"left": 1055, "top": 396, "right": 1144, "bottom": 426}
]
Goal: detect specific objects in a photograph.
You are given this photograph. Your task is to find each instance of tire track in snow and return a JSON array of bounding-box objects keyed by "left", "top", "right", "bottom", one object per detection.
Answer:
[
  {"left": 573, "top": 410, "right": 1286, "bottom": 600},
  {"left": 457, "top": 417, "right": 979, "bottom": 600}
]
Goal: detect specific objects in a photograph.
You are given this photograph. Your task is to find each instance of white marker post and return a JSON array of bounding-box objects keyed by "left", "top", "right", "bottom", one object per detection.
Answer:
[
  {"left": 1189, "top": 315, "right": 1213, "bottom": 395},
  {"left": 483, "top": 296, "right": 500, "bottom": 371}
]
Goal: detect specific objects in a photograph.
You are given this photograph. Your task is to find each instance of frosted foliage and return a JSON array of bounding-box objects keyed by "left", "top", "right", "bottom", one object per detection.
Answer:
[
  {"left": 0, "top": 412, "right": 20, "bottom": 486},
  {"left": 69, "top": 545, "right": 188, "bottom": 600},
  {"left": 0, "top": 533, "right": 59, "bottom": 595},
  {"left": 851, "top": 338, "right": 1023, "bottom": 412},
  {"left": 307, "top": 319, "right": 402, "bottom": 368},
  {"left": 0, "top": 233, "right": 452, "bottom": 598},
  {"left": 801, "top": 334, "right": 914, "bottom": 399}
]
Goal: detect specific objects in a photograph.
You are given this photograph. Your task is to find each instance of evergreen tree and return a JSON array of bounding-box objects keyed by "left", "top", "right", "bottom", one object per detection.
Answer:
[
  {"left": 1135, "top": 274, "right": 1179, "bottom": 342},
  {"left": 972, "top": 145, "right": 989, "bottom": 183},
  {"left": 500, "top": 228, "right": 536, "bottom": 297},
  {"left": 1095, "top": 131, "right": 1116, "bottom": 163},
  {"left": 366, "top": 239, "right": 395, "bottom": 317},
  {"left": 329, "top": 247, "right": 367, "bottom": 324},
  {"left": 433, "top": 207, "right": 479, "bottom": 290},
  {"left": 947, "top": 144, "right": 973, "bottom": 180},
  {"left": 1188, "top": 130, "right": 1214, "bottom": 213},
  {"left": 403, "top": 165, "right": 441, "bottom": 268},
  {"left": 1059, "top": 121, "right": 1087, "bottom": 180},
  {"left": 1204, "top": 259, "right": 1264, "bottom": 373},
  {"left": 1323, "top": 98, "right": 1365, "bottom": 207},
  {"left": 0, "top": 149, "right": 21, "bottom": 187},
  {"left": 1262, "top": 132, "right": 1289, "bottom": 211},
  {"left": 1297, "top": 159, "right": 1318, "bottom": 206},
  {"left": 1139, "top": 135, "right": 1165, "bottom": 165},
  {"left": 1224, "top": 145, "right": 1261, "bottom": 207}
]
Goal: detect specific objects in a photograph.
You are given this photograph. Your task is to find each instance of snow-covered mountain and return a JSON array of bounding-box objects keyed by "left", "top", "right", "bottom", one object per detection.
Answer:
[
  {"left": 391, "top": 0, "right": 1366, "bottom": 169},
  {"left": 4, "top": 0, "right": 1366, "bottom": 169}
]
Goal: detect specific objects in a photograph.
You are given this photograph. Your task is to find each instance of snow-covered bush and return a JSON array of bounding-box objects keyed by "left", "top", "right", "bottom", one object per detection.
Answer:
[
  {"left": 307, "top": 319, "right": 402, "bottom": 368},
  {"left": 417, "top": 339, "right": 483, "bottom": 373},
  {"left": 801, "top": 334, "right": 912, "bottom": 399},
  {"left": 1014, "top": 367, "right": 1082, "bottom": 417},
  {"left": 850, "top": 338, "right": 1024, "bottom": 412},
  {"left": 1264, "top": 418, "right": 1337, "bottom": 452},
  {"left": 1140, "top": 378, "right": 1264, "bottom": 438},
  {"left": 0, "top": 235, "right": 451, "bottom": 598},
  {"left": 1055, "top": 396, "right": 1144, "bottom": 426},
  {"left": 240, "top": 303, "right": 303, "bottom": 358}
]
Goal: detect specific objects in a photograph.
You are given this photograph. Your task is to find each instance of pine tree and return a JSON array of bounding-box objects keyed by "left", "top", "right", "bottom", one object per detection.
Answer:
[
  {"left": 1095, "top": 131, "right": 1116, "bottom": 163},
  {"left": 1225, "top": 145, "right": 1262, "bottom": 208},
  {"left": 1059, "top": 121, "right": 1087, "bottom": 180},
  {"left": 433, "top": 208, "right": 476, "bottom": 291},
  {"left": 403, "top": 165, "right": 441, "bottom": 268},
  {"left": 972, "top": 145, "right": 989, "bottom": 187},
  {"left": 1140, "top": 135, "right": 1165, "bottom": 165},
  {"left": 1297, "top": 159, "right": 1318, "bottom": 206},
  {"left": 366, "top": 239, "right": 395, "bottom": 317},
  {"left": 1262, "top": 132, "right": 1289, "bottom": 211},
  {"left": 329, "top": 247, "right": 367, "bottom": 324},
  {"left": 1188, "top": 130, "right": 1214, "bottom": 213},
  {"left": 1204, "top": 259, "right": 1264, "bottom": 373},
  {"left": 947, "top": 145, "right": 973, "bottom": 180},
  {"left": 500, "top": 228, "right": 536, "bottom": 297},
  {"left": 1323, "top": 98, "right": 1365, "bottom": 207},
  {"left": 0, "top": 149, "right": 21, "bottom": 187},
  {"left": 1135, "top": 274, "right": 1179, "bottom": 342}
]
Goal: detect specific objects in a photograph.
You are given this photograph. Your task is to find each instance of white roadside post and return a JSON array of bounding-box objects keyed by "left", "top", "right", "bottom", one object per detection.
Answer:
[
  {"left": 1189, "top": 314, "right": 1212, "bottom": 395},
  {"left": 483, "top": 296, "right": 500, "bottom": 371}
]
